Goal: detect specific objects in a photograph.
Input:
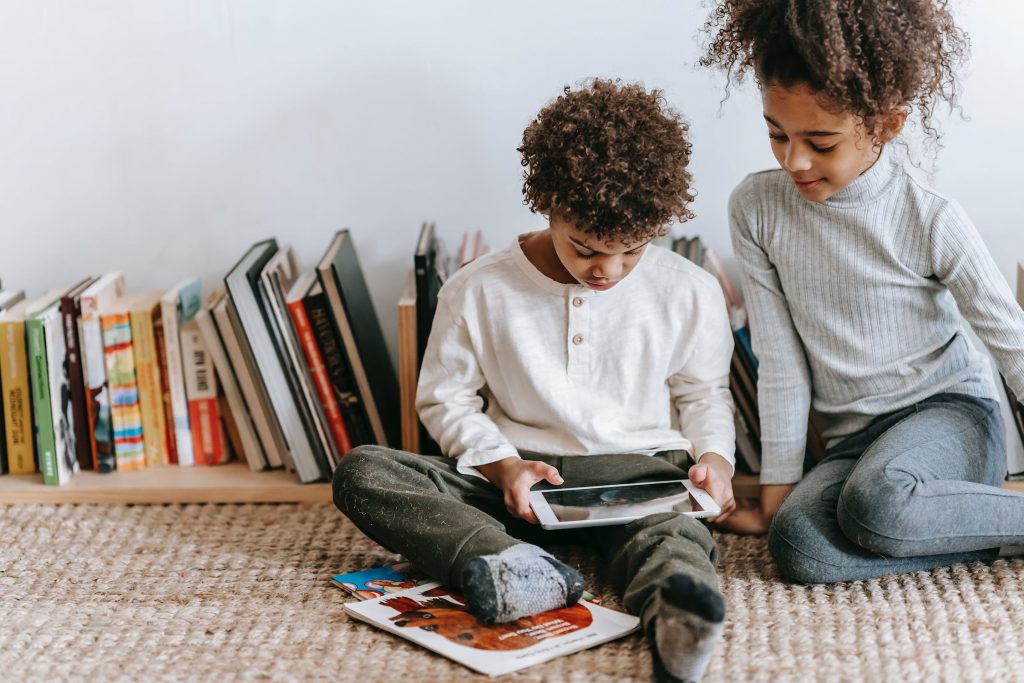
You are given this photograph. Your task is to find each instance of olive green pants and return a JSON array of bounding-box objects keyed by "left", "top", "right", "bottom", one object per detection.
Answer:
[{"left": 333, "top": 445, "right": 721, "bottom": 630}]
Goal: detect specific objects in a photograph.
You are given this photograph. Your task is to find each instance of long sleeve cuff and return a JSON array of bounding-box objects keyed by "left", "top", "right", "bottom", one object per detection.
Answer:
[{"left": 455, "top": 447, "right": 521, "bottom": 480}]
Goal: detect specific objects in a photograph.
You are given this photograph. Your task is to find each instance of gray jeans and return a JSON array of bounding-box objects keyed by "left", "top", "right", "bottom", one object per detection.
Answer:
[
  {"left": 769, "top": 393, "right": 1023, "bottom": 584},
  {"left": 333, "top": 446, "right": 720, "bottom": 630}
]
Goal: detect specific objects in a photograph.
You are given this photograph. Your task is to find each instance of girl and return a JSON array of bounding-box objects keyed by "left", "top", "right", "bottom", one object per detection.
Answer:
[{"left": 702, "top": 0, "right": 1024, "bottom": 583}]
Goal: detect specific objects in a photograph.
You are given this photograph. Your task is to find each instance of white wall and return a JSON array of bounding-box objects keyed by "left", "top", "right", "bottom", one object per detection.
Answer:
[{"left": 1, "top": 1, "right": 1020, "bottom": 364}]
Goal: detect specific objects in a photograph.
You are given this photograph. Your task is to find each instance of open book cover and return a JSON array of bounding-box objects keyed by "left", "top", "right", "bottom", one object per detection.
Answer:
[{"left": 342, "top": 581, "right": 639, "bottom": 677}]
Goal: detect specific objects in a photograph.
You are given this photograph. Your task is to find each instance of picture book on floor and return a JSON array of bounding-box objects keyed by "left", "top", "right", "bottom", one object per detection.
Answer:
[{"left": 334, "top": 562, "right": 634, "bottom": 677}]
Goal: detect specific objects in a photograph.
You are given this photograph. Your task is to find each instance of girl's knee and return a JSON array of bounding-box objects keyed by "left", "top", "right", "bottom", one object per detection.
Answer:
[
  {"left": 836, "top": 474, "right": 917, "bottom": 557},
  {"left": 768, "top": 506, "right": 848, "bottom": 584}
]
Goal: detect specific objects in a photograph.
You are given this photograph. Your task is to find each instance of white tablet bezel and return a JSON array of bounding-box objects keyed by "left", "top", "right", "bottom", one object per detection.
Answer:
[{"left": 529, "top": 479, "right": 721, "bottom": 530}]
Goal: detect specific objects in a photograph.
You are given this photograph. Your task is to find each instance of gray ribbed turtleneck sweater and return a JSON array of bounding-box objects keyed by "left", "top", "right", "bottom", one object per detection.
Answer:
[{"left": 729, "top": 147, "right": 1024, "bottom": 485}]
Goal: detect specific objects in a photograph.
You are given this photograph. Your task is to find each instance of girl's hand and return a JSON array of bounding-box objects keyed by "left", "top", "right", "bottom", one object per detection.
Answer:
[
  {"left": 713, "top": 484, "right": 794, "bottom": 535},
  {"left": 688, "top": 452, "right": 736, "bottom": 522},
  {"left": 475, "top": 457, "right": 563, "bottom": 524}
]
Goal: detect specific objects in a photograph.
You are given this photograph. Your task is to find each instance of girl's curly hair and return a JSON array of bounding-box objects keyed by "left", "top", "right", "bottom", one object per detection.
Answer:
[
  {"left": 700, "top": 0, "right": 969, "bottom": 142},
  {"left": 519, "top": 79, "right": 695, "bottom": 245}
]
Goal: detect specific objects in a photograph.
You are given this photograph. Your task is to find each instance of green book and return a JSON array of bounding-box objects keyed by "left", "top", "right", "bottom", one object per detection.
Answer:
[{"left": 25, "top": 291, "right": 64, "bottom": 484}]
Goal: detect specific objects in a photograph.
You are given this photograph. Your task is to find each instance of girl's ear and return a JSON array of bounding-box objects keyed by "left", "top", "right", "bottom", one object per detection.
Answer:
[{"left": 877, "top": 107, "right": 909, "bottom": 143}]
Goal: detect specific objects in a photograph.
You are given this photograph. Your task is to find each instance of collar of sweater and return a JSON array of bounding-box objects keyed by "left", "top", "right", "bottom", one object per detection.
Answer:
[{"left": 823, "top": 144, "right": 900, "bottom": 208}]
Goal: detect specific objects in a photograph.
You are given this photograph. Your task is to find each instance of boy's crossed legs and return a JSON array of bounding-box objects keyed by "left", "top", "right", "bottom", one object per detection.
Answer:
[{"left": 334, "top": 446, "right": 724, "bottom": 682}]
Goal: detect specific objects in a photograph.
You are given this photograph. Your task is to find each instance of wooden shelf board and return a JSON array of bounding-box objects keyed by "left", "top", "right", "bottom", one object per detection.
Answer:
[
  {"left": 0, "top": 462, "right": 332, "bottom": 505},
  {"left": 3, "top": 466, "right": 1019, "bottom": 506},
  {"left": 730, "top": 472, "right": 1024, "bottom": 498}
]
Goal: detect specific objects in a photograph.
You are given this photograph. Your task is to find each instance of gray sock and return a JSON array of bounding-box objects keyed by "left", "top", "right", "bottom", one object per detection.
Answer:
[
  {"left": 653, "top": 572, "right": 725, "bottom": 683},
  {"left": 460, "top": 544, "right": 584, "bottom": 623}
]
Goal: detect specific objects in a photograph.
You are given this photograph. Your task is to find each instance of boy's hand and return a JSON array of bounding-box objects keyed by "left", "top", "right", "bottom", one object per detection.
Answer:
[
  {"left": 476, "top": 457, "right": 563, "bottom": 524},
  {"left": 688, "top": 452, "right": 735, "bottom": 523},
  {"left": 713, "top": 484, "right": 794, "bottom": 535}
]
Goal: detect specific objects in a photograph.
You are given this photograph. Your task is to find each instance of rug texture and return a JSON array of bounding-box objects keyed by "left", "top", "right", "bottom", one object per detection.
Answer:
[{"left": 1, "top": 503, "right": 1023, "bottom": 682}]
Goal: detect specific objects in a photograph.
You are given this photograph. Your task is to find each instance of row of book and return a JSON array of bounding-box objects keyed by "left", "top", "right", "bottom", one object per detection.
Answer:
[{"left": 0, "top": 230, "right": 400, "bottom": 485}]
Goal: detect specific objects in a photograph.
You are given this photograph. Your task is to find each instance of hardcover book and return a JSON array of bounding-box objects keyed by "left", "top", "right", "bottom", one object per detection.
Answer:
[
  {"left": 0, "top": 299, "right": 34, "bottom": 474},
  {"left": 212, "top": 293, "right": 284, "bottom": 469},
  {"left": 79, "top": 273, "right": 126, "bottom": 472},
  {"left": 286, "top": 271, "right": 353, "bottom": 460},
  {"left": 152, "top": 309, "right": 179, "bottom": 465},
  {"left": 302, "top": 280, "right": 374, "bottom": 448},
  {"left": 179, "top": 317, "right": 228, "bottom": 465},
  {"left": 225, "top": 239, "right": 322, "bottom": 481},
  {"left": 60, "top": 277, "right": 98, "bottom": 471},
  {"left": 196, "top": 289, "right": 267, "bottom": 471},
  {"left": 160, "top": 279, "right": 202, "bottom": 467},
  {"left": 101, "top": 295, "right": 146, "bottom": 472},
  {"left": 342, "top": 582, "right": 639, "bottom": 677},
  {"left": 27, "top": 289, "right": 79, "bottom": 485},
  {"left": 260, "top": 248, "right": 335, "bottom": 476},
  {"left": 130, "top": 291, "right": 172, "bottom": 468},
  {"left": 397, "top": 271, "right": 419, "bottom": 453},
  {"left": 316, "top": 229, "right": 401, "bottom": 448}
]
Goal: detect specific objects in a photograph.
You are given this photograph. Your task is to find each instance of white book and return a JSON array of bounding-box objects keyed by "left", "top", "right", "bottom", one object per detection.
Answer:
[
  {"left": 160, "top": 278, "right": 202, "bottom": 467},
  {"left": 79, "top": 273, "right": 125, "bottom": 473},
  {"left": 195, "top": 291, "right": 267, "bottom": 471},
  {"left": 343, "top": 582, "right": 640, "bottom": 677},
  {"left": 213, "top": 295, "right": 287, "bottom": 469}
]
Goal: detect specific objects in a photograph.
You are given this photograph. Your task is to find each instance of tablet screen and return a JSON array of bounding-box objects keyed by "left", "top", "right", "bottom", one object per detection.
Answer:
[{"left": 539, "top": 481, "right": 702, "bottom": 522}]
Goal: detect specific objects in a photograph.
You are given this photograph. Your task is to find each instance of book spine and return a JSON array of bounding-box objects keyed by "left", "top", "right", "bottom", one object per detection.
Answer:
[
  {"left": 44, "top": 311, "right": 77, "bottom": 484},
  {"left": 0, "top": 378, "right": 6, "bottom": 474},
  {"left": 131, "top": 308, "right": 169, "bottom": 468},
  {"left": 288, "top": 297, "right": 352, "bottom": 456},
  {"left": 180, "top": 322, "right": 227, "bottom": 465},
  {"left": 161, "top": 299, "right": 195, "bottom": 466},
  {"left": 101, "top": 313, "right": 146, "bottom": 471},
  {"left": 81, "top": 305, "right": 116, "bottom": 472},
  {"left": 1, "top": 319, "right": 35, "bottom": 473},
  {"left": 26, "top": 316, "right": 57, "bottom": 483},
  {"left": 304, "top": 289, "right": 374, "bottom": 447},
  {"left": 61, "top": 295, "right": 92, "bottom": 470},
  {"left": 152, "top": 315, "right": 180, "bottom": 465}
]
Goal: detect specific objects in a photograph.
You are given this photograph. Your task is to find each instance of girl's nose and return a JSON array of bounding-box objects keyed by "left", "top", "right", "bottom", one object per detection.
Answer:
[{"left": 784, "top": 145, "right": 812, "bottom": 172}]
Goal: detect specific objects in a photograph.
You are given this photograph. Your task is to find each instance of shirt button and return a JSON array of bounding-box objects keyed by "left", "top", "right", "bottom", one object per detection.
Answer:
[
  {"left": 572, "top": 334, "right": 584, "bottom": 345},
  {"left": 572, "top": 297, "right": 584, "bottom": 307}
]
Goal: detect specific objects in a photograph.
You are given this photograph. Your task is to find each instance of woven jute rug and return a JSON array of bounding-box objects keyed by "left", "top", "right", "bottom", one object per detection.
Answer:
[{"left": 2, "top": 503, "right": 1023, "bottom": 682}]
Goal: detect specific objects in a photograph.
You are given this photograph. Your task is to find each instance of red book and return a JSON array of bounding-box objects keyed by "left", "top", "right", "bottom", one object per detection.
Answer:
[
  {"left": 287, "top": 291, "right": 352, "bottom": 456},
  {"left": 152, "top": 314, "right": 179, "bottom": 464},
  {"left": 180, "top": 319, "right": 227, "bottom": 465}
]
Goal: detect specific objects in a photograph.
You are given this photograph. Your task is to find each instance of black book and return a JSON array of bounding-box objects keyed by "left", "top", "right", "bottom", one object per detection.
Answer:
[
  {"left": 303, "top": 280, "right": 375, "bottom": 447},
  {"left": 414, "top": 222, "right": 446, "bottom": 367},
  {"left": 60, "top": 277, "right": 97, "bottom": 471},
  {"left": 316, "top": 229, "right": 401, "bottom": 448},
  {"left": 224, "top": 239, "right": 322, "bottom": 483}
]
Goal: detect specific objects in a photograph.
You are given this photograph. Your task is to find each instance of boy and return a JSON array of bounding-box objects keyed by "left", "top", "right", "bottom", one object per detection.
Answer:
[{"left": 335, "top": 79, "right": 736, "bottom": 682}]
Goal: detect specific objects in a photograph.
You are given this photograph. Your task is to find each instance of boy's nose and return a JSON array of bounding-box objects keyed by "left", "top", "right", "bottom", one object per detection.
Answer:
[{"left": 594, "top": 257, "right": 624, "bottom": 280}]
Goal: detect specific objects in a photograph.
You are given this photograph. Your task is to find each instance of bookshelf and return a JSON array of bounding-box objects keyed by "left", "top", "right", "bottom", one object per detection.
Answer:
[{"left": 0, "top": 462, "right": 331, "bottom": 505}]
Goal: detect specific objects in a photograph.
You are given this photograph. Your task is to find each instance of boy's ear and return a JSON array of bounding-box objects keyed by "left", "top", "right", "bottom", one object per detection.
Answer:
[{"left": 877, "top": 107, "right": 909, "bottom": 143}]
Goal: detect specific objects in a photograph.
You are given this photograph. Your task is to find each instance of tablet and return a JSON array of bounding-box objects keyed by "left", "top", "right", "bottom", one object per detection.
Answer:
[{"left": 529, "top": 479, "right": 721, "bottom": 530}]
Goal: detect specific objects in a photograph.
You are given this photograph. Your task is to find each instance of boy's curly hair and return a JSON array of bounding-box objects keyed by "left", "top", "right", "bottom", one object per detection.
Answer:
[
  {"left": 700, "top": 0, "right": 969, "bottom": 142},
  {"left": 519, "top": 79, "right": 695, "bottom": 245}
]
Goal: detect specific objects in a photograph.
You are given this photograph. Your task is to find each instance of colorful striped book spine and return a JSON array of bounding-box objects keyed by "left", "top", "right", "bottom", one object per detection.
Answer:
[{"left": 101, "top": 311, "right": 146, "bottom": 471}]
